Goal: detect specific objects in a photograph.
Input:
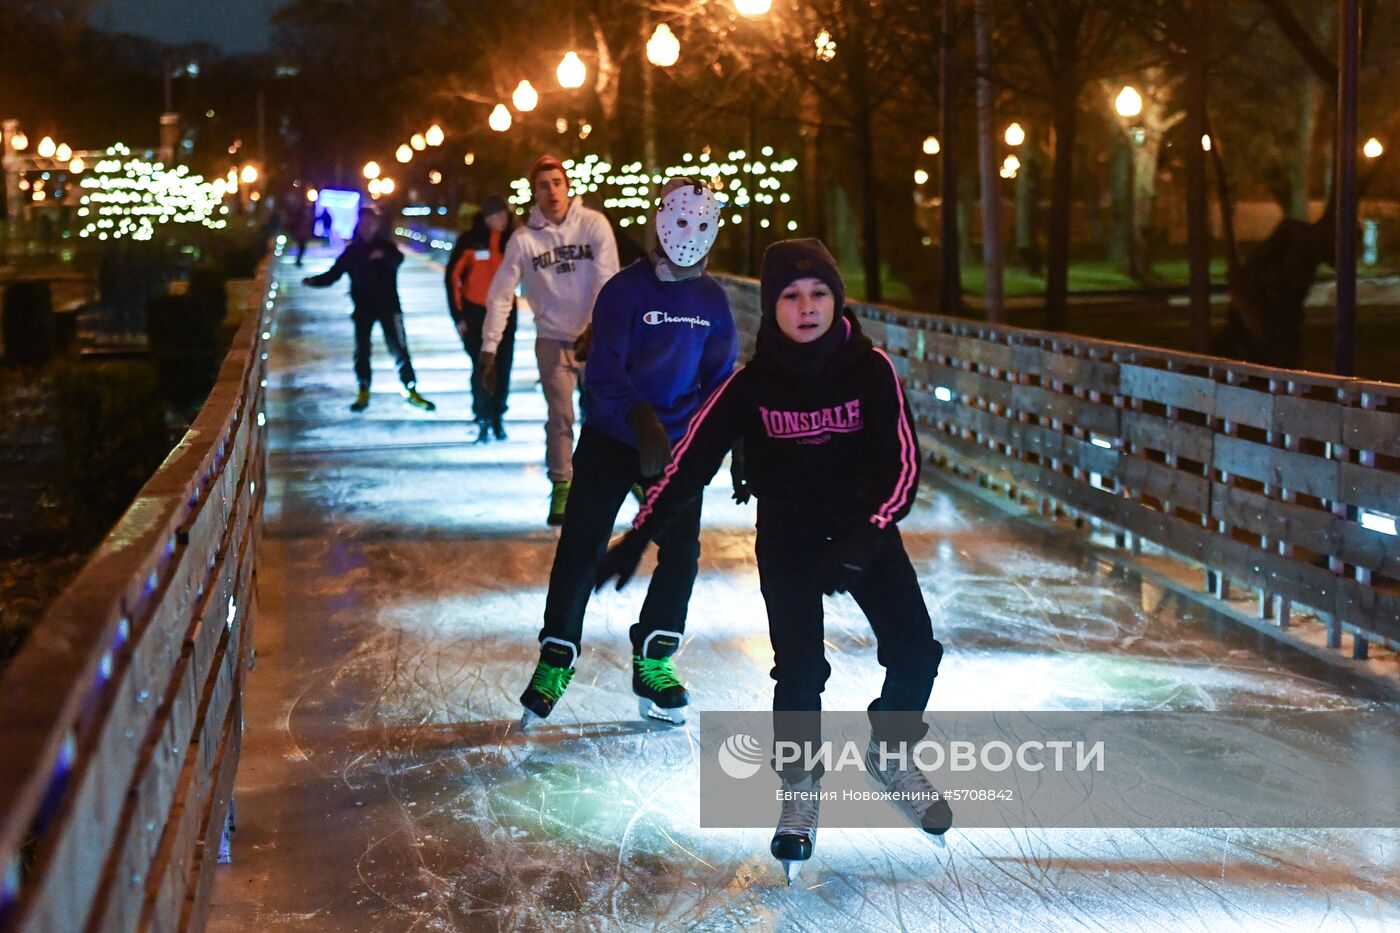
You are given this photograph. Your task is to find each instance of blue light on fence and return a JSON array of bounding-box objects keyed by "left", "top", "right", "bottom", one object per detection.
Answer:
[{"left": 1359, "top": 510, "right": 1397, "bottom": 536}]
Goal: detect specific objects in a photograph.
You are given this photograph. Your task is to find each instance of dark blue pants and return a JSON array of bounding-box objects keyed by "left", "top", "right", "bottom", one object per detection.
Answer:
[
  {"left": 540, "top": 427, "right": 703, "bottom": 653},
  {"left": 456, "top": 300, "right": 515, "bottom": 422},
  {"left": 757, "top": 506, "right": 942, "bottom": 779}
]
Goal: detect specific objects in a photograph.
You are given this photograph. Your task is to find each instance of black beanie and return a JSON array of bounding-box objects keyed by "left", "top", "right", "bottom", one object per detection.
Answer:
[
  {"left": 759, "top": 238, "right": 846, "bottom": 322},
  {"left": 481, "top": 194, "right": 508, "bottom": 217}
]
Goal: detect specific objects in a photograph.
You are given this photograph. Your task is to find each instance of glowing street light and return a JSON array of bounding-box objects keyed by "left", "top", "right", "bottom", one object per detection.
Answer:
[
  {"left": 367, "top": 178, "right": 383, "bottom": 197},
  {"left": 396, "top": 144, "right": 413, "bottom": 163},
  {"left": 647, "top": 24, "right": 680, "bottom": 67},
  {"left": 922, "top": 135, "right": 940, "bottom": 155},
  {"left": 1201, "top": 134, "right": 1212, "bottom": 152},
  {"left": 1115, "top": 85, "right": 1143, "bottom": 119},
  {"left": 557, "top": 50, "right": 586, "bottom": 89},
  {"left": 37, "top": 136, "right": 56, "bottom": 158},
  {"left": 55, "top": 142, "right": 72, "bottom": 162},
  {"left": 68, "top": 157, "right": 85, "bottom": 173},
  {"left": 1000, "top": 154, "right": 1021, "bottom": 179},
  {"left": 489, "top": 104, "right": 512, "bottom": 132},
  {"left": 410, "top": 133, "right": 426, "bottom": 151},
  {"left": 814, "top": 29, "right": 836, "bottom": 62},
  {"left": 428, "top": 170, "right": 443, "bottom": 184},
  {"left": 10, "top": 131, "right": 27, "bottom": 150},
  {"left": 463, "top": 151, "right": 475, "bottom": 165},
  {"left": 513, "top": 79, "right": 539, "bottom": 112},
  {"left": 240, "top": 164, "right": 259, "bottom": 184},
  {"left": 1363, "top": 137, "right": 1384, "bottom": 159},
  {"left": 735, "top": 0, "right": 772, "bottom": 15},
  {"left": 1004, "top": 122, "right": 1025, "bottom": 147},
  {"left": 914, "top": 169, "right": 929, "bottom": 185},
  {"left": 307, "top": 188, "right": 319, "bottom": 202},
  {"left": 380, "top": 177, "right": 395, "bottom": 195},
  {"left": 425, "top": 124, "right": 445, "bottom": 146},
  {"left": 363, "top": 160, "right": 381, "bottom": 179}
]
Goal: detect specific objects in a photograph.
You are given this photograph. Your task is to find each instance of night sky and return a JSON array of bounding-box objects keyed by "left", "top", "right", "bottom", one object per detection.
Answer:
[{"left": 93, "top": 0, "right": 282, "bottom": 53}]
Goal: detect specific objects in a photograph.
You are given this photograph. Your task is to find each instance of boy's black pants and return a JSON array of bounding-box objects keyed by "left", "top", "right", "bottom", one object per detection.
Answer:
[
  {"left": 352, "top": 306, "right": 415, "bottom": 389},
  {"left": 540, "top": 427, "right": 703, "bottom": 653},
  {"left": 756, "top": 506, "right": 943, "bottom": 780},
  {"left": 456, "top": 300, "right": 516, "bottom": 422}
]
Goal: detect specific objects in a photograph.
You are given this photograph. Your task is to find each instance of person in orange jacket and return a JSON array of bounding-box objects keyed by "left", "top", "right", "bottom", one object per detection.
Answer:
[{"left": 445, "top": 194, "right": 516, "bottom": 442}]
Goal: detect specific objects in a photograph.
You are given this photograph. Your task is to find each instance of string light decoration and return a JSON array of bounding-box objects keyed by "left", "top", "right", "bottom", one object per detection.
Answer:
[
  {"left": 505, "top": 149, "right": 800, "bottom": 230},
  {"left": 76, "top": 144, "right": 228, "bottom": 241}
]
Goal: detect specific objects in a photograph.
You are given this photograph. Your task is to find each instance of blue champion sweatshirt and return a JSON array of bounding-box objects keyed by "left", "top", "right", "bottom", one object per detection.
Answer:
[{"left": 583, "top": 259, "right": 738, "bottom": 447}]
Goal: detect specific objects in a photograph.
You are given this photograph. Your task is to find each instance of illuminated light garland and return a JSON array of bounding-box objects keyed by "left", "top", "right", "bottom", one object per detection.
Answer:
[
  {"left": 505, "top": 149, "right": 800, "bottom": 229},
  {"left": 76, "top": 145, "right": 227, "bottom": 241}
]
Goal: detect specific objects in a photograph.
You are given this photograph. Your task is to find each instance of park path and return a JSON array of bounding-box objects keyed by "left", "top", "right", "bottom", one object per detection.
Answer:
[{"left": 208, "top": 244, "right": 1398, "bottom": 932}]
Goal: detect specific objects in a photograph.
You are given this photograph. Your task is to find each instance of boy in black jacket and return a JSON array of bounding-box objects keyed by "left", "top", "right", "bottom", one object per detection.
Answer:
[
  {"left": 595, "top": 238, "right": 951, "bottom": 881},
  {"left": 304, "top": 206, "right": 435, "bottom": 413}
]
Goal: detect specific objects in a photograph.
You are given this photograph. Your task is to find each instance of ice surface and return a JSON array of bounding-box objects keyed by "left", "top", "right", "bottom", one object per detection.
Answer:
[{"left": 209, "top": 247, "right": 1400, "bottom": 932}]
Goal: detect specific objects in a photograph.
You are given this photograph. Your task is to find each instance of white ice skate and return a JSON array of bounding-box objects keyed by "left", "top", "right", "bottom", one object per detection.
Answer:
[
  {"left": 771, "top": 774, "right": 821, "bottom": 885},
  {"left": 865, "top": 740, "right": 952, "bottom": 846}
]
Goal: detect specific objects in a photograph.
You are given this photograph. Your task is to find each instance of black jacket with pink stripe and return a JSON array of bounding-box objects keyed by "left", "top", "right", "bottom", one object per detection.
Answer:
[{"left": 633, "top": 310, "right": 921, "bottom": 538}]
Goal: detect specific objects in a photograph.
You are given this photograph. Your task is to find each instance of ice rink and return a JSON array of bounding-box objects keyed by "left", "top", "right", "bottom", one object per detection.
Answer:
[{"left": 209, "top": 245, "right": 1400, "bottom": 931}]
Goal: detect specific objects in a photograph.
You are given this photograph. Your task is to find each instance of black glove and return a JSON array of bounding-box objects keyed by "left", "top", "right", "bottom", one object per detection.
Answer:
[
  {"left": 573, "top": 324, "right": 593, "bottom": 362},
  {"left": 627, "top": 403, "right": 672, "bottom": 478},
  {"left": 730, "top": 439, "right": 751, "bottom": 504},
  {"left": 594, "top": 530, "right": 649, "bottom": 592},
  {"left": 819, "top": 524, "right": 889, "bottom": 595},
  {"left": 476, "top": 351, "right": 496, "bottom": 390}
]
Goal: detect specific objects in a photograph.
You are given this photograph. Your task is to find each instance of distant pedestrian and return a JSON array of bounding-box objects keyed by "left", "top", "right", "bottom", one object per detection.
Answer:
[
  {"left": 287, "top": 201, "right": 315, "bottom": 266},
  {"left": 303, "top": 206, "right": 436, "bottom": 413},
  {"left": 445, "top": 194, "right": 516, "bottom": 443}
]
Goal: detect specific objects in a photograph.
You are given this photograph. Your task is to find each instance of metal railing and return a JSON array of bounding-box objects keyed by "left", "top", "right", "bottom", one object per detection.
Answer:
[
  {"left": 0, "top": 261, "right": 275, "bottom": 931},
  {"left": 716, "top": 274, "right": 1400, "bottom": 667}
]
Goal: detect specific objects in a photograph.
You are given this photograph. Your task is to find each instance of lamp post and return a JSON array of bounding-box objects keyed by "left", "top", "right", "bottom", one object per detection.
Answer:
[{"left": 1114, "top": 85, "right": 1146, "bottom": 280}]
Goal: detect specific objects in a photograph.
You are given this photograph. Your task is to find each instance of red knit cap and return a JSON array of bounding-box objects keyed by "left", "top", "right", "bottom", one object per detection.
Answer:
[{"left": 528, "top": 155, "right": 568, "bottom": 189}]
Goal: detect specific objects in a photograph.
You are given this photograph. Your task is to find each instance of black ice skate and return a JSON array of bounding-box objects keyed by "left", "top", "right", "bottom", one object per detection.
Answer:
[
  {"left": 770, "top": 773, "right": 821, "bottom": 885},
  {"left": 518, "top": 638, "right": 578, "bottom": 730},
  {"left": 632, "top": 630, "right": 688, "bottom": 725},
  {"left": 865, "top": 739, "right": 953, "bottom": 846}
]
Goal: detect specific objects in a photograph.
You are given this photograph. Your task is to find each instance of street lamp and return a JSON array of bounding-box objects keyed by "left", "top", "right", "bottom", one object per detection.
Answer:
[
  {"left": 1114, "top": 85, "right": 1143, "bottom": 119},
  {"left": 1201, "top": 134, "right": 1212, "bottom": 151},
  {"left": 463, "top": 151, "right": 475, "bottom": 165},
  {"left": 396, "top": 144, "right": 413, "bottom": 163},
  {"left": 380, "top": 178, "right": 395, "bottom": 195},
  {"left": 1363, "top": 137, "right": 1383, "bottom": 159},
  {"left": 55, "top": 142, "right": 72, "bottom": 162},
  {"left": 646, "top": 24, "right": 680, "bottom": 67},
  {"left": 11, "top": 131, "right": 27, "bottom": 151},
  {"left": 410, "top": 133, "right": 426, "bottom": 151},
  {"left": 1004, "top": 122, "right": 1025, "bottom": 147},
  {"left": 734, "top": 0, "right": 772, "bottom": 14},
  {"left": 1000, "top": 154, "right": 1020, "bottom": 179},
  {"left": 923, "top": 135, "right": 940, "bottom": 155},
  {"left": 557, "top": 51, "right": 586, "bottom": 89},
  {"left": 513, "top": 80, "right": 539, "bottom": 112},
  {"left": 363, "top": 160, "right": 381, "bottom": 179},
  {"left": 68, "top": 157, "right": 85, "bottom": 173},
  {"left": 37, "top": 136, "right": 56, "bottom": 158},
  {"left": 489, "top": 104, "right": 512, "bottom": 132},
  {"left": 425, "top": 124, "right": 444, "bottom": 146},
  {"left": 914, "top": 169, "right": 929, "bottom": 185},
  {"left": 240, "top": 164, "right": 258, "bottom": 184}
]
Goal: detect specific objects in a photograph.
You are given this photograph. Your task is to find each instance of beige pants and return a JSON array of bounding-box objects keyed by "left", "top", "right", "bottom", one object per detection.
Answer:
[{"left": 534, "top": 337, "right": 583, "bottom": 482}]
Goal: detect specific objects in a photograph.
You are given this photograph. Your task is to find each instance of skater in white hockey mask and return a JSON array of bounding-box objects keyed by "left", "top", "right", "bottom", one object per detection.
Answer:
[{"left": 519, "top": 178, "right": 737, "bottom": 730}]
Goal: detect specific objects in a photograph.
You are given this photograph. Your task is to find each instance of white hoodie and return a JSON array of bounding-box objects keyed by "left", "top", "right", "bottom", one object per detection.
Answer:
[{"left": 482, "top": 197, "right": 619, "bottom": 353}]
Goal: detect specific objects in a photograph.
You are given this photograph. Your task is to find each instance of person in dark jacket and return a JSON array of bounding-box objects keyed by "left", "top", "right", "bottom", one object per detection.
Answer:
[
  {"left": 445, "top": 194, "right": 515, "bottom": 442},
  {"left": 595, "top": 238, "right": 951, "bottom": 873},
  {"left": 303, "top": 206, "right": 435, "bottom": 412},
  {"left": 518, "top": 178, "right": 736, "bottom": 730}
]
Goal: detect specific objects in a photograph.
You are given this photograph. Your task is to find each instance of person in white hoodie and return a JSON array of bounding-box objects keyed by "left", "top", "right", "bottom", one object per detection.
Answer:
[{"left": 479, "top": 155, "right": 620, "bottom": 525}]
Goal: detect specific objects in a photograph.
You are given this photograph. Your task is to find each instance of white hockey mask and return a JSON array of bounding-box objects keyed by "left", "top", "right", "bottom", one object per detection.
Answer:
[{"left": 655, "top": 183, "right": 720, "bottom": 267}]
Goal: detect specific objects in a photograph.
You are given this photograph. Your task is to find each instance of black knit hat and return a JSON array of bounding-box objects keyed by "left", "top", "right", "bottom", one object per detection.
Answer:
[
  {"left": 759, "top": 238, "right": 846, "bottom": 322},
  {"left": 481, "top": 193, "right": 508, "bottom": 217}
]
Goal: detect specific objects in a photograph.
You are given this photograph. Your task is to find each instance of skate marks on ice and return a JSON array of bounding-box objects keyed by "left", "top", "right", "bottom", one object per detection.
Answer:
[{"left": 210, "top": 250, "right": 1400, "bottom": 931}]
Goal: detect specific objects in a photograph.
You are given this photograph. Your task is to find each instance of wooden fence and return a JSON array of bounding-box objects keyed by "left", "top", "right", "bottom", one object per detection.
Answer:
[
  {"left": 0, "top": 262, "right": 274, "bottom": 931},
  {"left": 717, "top": 275, "right": 1400, "bottom": 667}
]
